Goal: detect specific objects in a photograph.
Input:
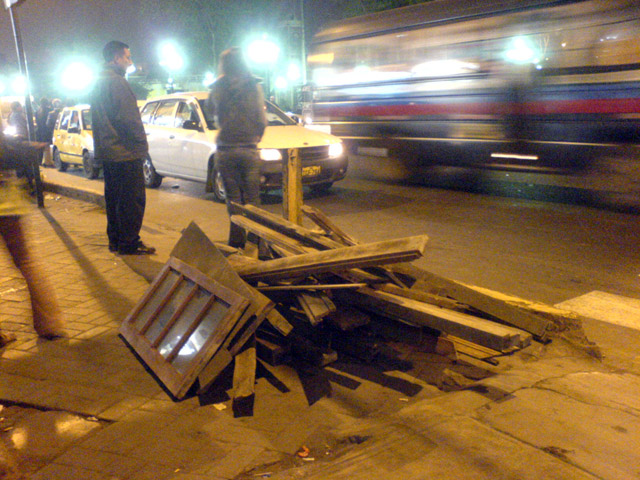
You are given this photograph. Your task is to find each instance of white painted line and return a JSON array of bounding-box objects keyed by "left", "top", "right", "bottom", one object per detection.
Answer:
[{"left": 555, "top": 291, "right": 640, "bottom": 331}]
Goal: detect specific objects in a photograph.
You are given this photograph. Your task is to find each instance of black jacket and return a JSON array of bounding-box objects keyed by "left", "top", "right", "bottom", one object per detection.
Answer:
[
  {"left": 207, "top": 75, "right": 267, "bottom": 147},
  {"left": 90, "top": 64, "right": 148, "bottom": 162}
]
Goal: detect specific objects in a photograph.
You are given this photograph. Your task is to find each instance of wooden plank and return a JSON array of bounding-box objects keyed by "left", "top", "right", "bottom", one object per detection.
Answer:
[
  {"left": 257, "top": 283, "right": 368, "bottom": 291},
  {"left": 327, "top": 305, "right": 370, "bottom": 331},
  {"left": 377, "top": 283, "right": 468, "bottom": 312},
  {"left": 302, "top": 204, "right": 358, "bottom": 246},
  {"left": 233, "top": 235, "right": 429, "bottom": 283},
  {"left": 388, "top": 263, "right": 553, "bottom": 341},
  {"left": 336, "top": 287, "right": 531, "bottom": 352},
  {"left": 230, "top": 202, "right": 341, "bottom": 250},
  {"left": 230, "top": 215, "right": 313, "bottom": 255},
  {"left": 297, "top": 291, "right": 336, "bottom": 325}
]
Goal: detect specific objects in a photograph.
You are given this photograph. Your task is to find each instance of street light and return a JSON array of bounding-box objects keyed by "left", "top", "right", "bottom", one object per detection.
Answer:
[
  {"left": 246, "top": 36, "right": 280, "bottom": 97},
  {"left": 246, "top": 37, "right": 280, "bottom": 65},
  {"left": 60, "top": 61, "right": 95, "bottom": 92},
  {"left": 11, "top": 74, "right": 27, "bottom": 95},
  {"left": 159, "top": 42, "right": 185, "bottom": 71},
  {"left": 159, "top": 41, "right": 184, "bottom": 92}
]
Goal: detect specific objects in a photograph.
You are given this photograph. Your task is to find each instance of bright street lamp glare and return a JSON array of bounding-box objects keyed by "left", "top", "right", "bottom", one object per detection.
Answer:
[
  {"left": 61, "top": 62, "right": 94, "bottom": 91},
  {"left": 274, "top": 76, "right": 288, "bottom": 90},
  {"left": 247, "top": 38, "right": 280, "bottom": 65},
  {"left": 287, "top": 63, "right": 301, "bottom": 82},
  {"left": 11, "top": 75, "right": 27, "bottom": 95},
  {"left": 202, "top": 71, "right": 216, "bottom": 87},
  {"left": 159, "top": 42, "right": 184, "bottom": 72}
]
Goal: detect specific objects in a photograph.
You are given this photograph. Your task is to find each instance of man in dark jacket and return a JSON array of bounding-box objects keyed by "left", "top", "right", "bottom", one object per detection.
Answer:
[{"left": 91, "top": 40, "right": 154, "bottom": 255}]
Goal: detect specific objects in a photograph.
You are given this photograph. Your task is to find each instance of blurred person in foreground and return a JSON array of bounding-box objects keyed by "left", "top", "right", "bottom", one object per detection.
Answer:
[
  {"left": 0, "top": 121, "right": 65, "bottom": 347},
  {"left": 206, "top": 47, "right": 267, "bottom": 249},
  {"left": 91, "top": 40, "right": 154, "bottom": 255}
]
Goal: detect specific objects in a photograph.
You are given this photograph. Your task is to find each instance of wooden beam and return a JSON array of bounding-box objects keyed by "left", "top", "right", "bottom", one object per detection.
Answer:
[
  {"left": 336, "top": 287, "right": 531, "bottom": 352},
  {"left": 301, "top": 205, "right": 358, "bottom": 246},
  {"left": 230, "top": 215, "right": 312, "bottom": 255},
  {"left": 230, "top": 202, "right": 340, "bottom": 250},
  {"left": 283, "top": 148, "right": 303, "bottom": 225},
  {"left": 376, "top": 283, "right": 468, "bottom": 312},
  {"left": 389, "top": 263, "right": 553, "bottom": 341},
  {"left": 233, "top": 235, "right": 429, "bottom": 283}
]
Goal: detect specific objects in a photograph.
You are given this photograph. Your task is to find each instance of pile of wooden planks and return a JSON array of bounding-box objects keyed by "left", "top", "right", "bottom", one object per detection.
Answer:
[{"left": 121, "top": 202, "right": 558, "bottom": 416}]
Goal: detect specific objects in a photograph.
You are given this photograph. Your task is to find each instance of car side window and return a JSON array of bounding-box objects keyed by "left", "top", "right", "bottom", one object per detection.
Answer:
[
  {"left": 59, "top": 110, "right": 71, "bottom": 130},
  {"left": 81, "top": 110, "right": 92, "bottom": 131},
  {"left": 68, "top": 111, "right": 79, "bottom": 131},
  {"left": 140, "top": 101, "right": 158, "bottom": 125},
  {"left": 152, "top": 100, "right": 178, "bottom": 127},
  {"left": 175, "top": 102, "right": 200, "bottom": 129}
]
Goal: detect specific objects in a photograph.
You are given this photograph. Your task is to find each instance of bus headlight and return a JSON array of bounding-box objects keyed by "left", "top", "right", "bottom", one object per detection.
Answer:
[
  {"left": 328, "top": 142, "right": 343, "bottom": 158},
  {"left": 260, "top": 149, "right": 282, "bottom": 161}
]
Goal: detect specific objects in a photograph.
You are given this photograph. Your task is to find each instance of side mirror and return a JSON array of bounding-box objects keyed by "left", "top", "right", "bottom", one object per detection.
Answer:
[{"left": 182, "top": 120, "right": 202, "bottom": 131}]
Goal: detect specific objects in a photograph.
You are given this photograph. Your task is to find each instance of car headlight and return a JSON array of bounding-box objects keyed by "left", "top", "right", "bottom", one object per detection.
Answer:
[
  {"left": 328, "top": 142, "right": 344, "bottom": 159},
  {"left": 260, "top": 149, "right": 282, "bottom": 161}
]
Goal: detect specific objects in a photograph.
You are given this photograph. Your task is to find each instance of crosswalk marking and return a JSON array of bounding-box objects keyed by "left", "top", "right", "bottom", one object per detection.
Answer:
[{"left": 555, "top": 291, "right": 640, "bottom": 331}]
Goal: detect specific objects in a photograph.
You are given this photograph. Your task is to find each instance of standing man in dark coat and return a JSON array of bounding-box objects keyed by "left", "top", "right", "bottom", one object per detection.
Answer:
[{"left": 91, "top": 40, "right": 155, "bottom": 255}]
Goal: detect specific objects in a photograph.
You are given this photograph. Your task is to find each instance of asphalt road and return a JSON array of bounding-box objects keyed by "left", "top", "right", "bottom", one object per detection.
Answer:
[{"left": 59, "top": 154, "right": 640, "bottom": 306}]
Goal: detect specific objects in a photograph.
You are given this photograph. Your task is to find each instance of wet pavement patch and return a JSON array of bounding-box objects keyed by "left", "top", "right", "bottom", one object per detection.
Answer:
[{"left": 0, "top": 404, "right": 106, "bottom": 477}]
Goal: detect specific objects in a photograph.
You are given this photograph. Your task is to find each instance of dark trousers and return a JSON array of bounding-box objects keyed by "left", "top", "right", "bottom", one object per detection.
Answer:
[
  {"left": 215, "top": 147, "right": 261, "bottom": 248},
  {"left": 103, "top": 159, "right": 146, "bottom": 251}
]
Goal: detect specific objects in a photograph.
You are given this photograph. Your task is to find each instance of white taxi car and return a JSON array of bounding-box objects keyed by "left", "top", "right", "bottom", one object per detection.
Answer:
[{"left": 139, "top": 92, "right": 348, "bottom": 201}]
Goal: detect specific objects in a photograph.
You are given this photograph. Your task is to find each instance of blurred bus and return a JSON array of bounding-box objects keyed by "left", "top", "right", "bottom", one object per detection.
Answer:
[{"left": 306, "top": 0, "right": 640, "bottom": 172}]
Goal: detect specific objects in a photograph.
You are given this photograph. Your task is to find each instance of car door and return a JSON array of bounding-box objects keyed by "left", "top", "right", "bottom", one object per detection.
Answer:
[
  {"left": 54, "top": 109, "right": 72, "bottom": 161},
  {"left": 65, "top": 110, "right": 82, "bottom": 164},
  {"left": 173, "top": 100, "right": 211, "bottom": 181},
  {"left": 147, "top": 99, "right": 180, "bottom": 173}
]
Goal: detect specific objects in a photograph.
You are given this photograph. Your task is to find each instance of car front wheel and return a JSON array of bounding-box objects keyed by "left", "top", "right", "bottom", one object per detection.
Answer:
[
  {"left": 310, "top": 182, "right": 333, "bottom": 194},
  {"left": 82, "top": 151, "right": 100, "bottom": 179},
  {"left": 143, "top": 155, "right": 163, "bottom": 188},
  {"left": 53, "top": 148, "right": 67, "bottom": 172}
]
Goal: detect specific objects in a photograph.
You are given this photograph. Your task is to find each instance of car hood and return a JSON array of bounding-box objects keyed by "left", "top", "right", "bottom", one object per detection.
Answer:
[{"left": 257, "top": 125, "right": 341, "bottom": 149}]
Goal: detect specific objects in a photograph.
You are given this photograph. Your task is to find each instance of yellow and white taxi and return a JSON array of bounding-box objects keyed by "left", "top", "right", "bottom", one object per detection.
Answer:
[
  {"left": 52, "top": 105, "right": 101, "bottom": 179},
  {"left": 139, "top": 91, "right": 348, "bottom": 201}
]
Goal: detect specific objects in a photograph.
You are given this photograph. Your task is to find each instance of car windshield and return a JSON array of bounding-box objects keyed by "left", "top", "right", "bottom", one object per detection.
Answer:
[{"left": 197, "top": 99, "right": 296, "bottom": 130}]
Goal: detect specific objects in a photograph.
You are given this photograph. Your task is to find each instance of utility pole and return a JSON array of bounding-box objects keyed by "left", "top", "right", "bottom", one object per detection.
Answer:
[{"left": 5, "top": 0, "right": 45, "bottom": 208}]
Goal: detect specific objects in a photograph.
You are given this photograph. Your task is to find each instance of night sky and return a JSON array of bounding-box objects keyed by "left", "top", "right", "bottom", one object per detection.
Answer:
[{"left": 0, "top": 0, "right": 342, "bottom": 96}]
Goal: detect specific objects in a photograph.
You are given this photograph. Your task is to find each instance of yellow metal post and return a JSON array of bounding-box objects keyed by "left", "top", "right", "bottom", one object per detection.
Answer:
[{"left": 283, "top": 147, "right": 302, "bottom": 225}]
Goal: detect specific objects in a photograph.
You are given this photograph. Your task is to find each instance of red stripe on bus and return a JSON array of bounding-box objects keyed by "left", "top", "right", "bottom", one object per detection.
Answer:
[{"left": 318, "top": 98, "right": 640, "bottom": 117}]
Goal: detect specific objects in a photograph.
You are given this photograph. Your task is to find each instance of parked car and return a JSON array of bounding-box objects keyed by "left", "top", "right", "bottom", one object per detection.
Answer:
[
  {"left": 52, "top": 105, "right": 101, "bottom": 179},
  {"left": 139, "top": 92, "right": 348, "bottom": 201}
]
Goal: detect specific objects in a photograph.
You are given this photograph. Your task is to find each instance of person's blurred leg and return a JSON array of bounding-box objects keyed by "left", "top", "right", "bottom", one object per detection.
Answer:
[{"left": 0, "top": 215, "right": 64, "bottom": 338}]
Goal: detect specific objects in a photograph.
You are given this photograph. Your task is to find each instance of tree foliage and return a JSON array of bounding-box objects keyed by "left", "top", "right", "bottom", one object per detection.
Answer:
[{"left": 328, "top": 0, "right": 432, "bottom": 18}]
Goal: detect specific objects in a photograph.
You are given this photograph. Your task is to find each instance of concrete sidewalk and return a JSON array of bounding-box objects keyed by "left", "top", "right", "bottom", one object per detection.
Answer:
[{"left": 0, "top": 168, "right": 638, "bottom": 479}]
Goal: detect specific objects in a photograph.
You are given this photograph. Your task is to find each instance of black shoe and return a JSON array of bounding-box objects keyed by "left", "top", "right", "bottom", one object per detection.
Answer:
[{"left": 118, "top": 242, "right": 156, "bottom": 255}]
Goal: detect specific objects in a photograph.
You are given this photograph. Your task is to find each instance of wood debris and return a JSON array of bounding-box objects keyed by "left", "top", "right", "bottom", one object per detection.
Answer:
[{"left": 120, "top": 203, "right": 562, "bottom": 416}]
